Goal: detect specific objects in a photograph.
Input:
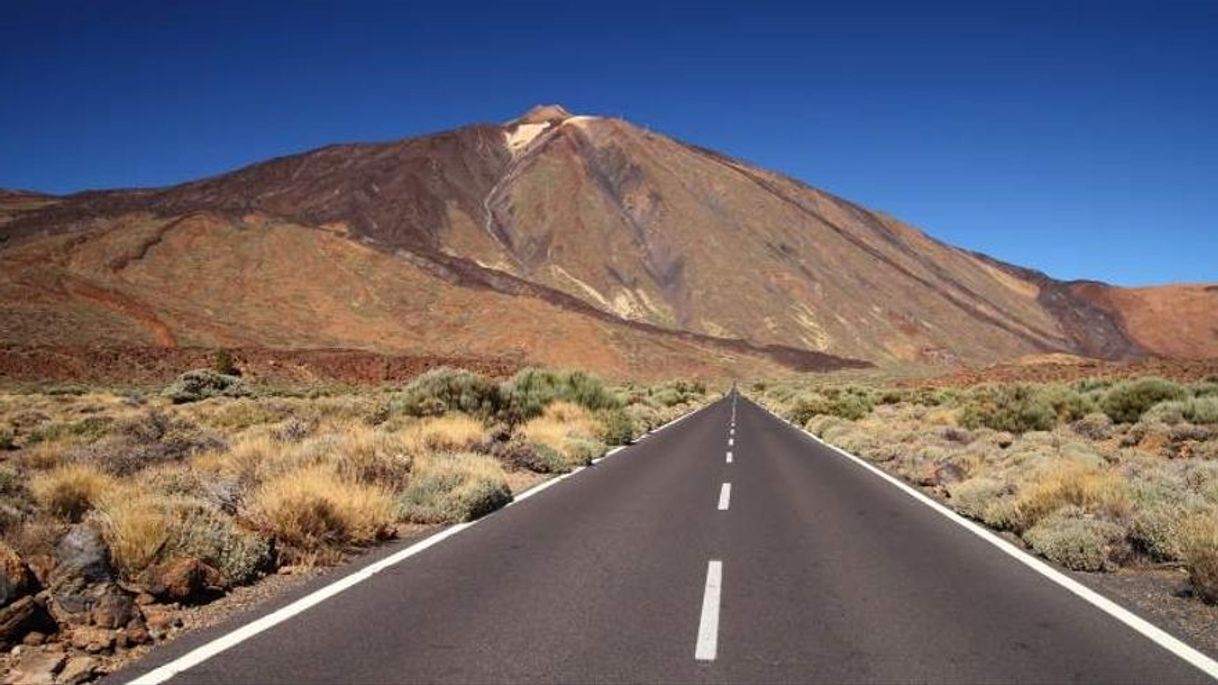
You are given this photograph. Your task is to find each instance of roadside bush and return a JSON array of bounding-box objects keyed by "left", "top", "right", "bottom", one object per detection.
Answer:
[
  {"left": 1024, "top": 506, "right": 1127, "bottom": 572},
  {"left": 1181, "top": 514, "right": 1218, "bottom": 603},
  {"left": 397, "top": 453, "right": 511, "bottom": 523},
  {"left": 1004, "top": 462, "right": 1129, "bottom": 533},
  {"left": 0, "top": 426, "right": 13, "bottom": 450},
  {"left": 392, "top": 367, "right": 504, "bottom": 418},
  {"left": 398, "top": 414, "right": 485, "bottom": 454},
  {"left": 97, "top": 491, "right": 272, "bottom": 585},
  {"left": 946, "top": 477, "right": 1010, "bottom": 523},
  {"left": 959, "top": 385, "right": 1056, "bottom": 434},
  {"left": 30, "top": 464, "right": 116, "bottom": 521},
  {"left": 595, "top": 407, "right": 637, "bottom": 446},
  {"left": 502, "top": 368, "right": 621, "bottom": 420},
  {"left": 255, "top": 466, "right": 395, "bottom": 550},
  {"left": 164, "top": 369, "right": 252, "bottom": 404},
  {"left": 1101, "top": 377, "right": 1187, "bottom": 424}
]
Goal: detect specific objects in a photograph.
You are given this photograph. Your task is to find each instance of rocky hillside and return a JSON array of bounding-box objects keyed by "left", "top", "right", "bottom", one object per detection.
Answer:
[{"left": 2, "top": 105, "right": 1214, "bottom": 379}]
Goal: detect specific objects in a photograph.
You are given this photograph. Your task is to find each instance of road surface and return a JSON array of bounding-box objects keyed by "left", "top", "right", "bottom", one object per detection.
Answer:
[{"left": 121, "top": 393, "right": 1216, "bottom": 684}]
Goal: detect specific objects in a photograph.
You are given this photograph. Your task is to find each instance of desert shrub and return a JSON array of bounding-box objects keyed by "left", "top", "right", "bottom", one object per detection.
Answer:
[
  {"left": 1180, "top": 514, "right": 1218, "bottom": 603},
  {"left": 1039, "top": 385, "right": 1093, "bottom": 423},
  {"left": 1023, "top": 506, "right": 1127, "bottom": 572},
  {"left": 26, "top": 416, "right": 113, "bottom": 445},
  {"left": 595, "top": 407, "right": 636, "bottom": 446},
  {"left": 519, "top": 403, "right": 603, "bottom": 471},
  {"left": 398, "top": 414, "right": 485, "bottom": 454},
  {"left": 1128, "top": 498, "right": 1208, "bottom": 562},
  {"left": 1191, "top": 382, "right": 1218, "bottom": 398},
  {"left": 788, "top": 389, "right": 873, "bottom": 423},
  {"left": 1145, "top": 397, "right": 1218, "bottom": 426},
  {"left": 392, "top": 367, "right": 504, "bottom": 418},
  {"left": 958, "top": 385, "right": 1056, "bottom": 434},
  {"left": 70, "top": 410, "right": 225, "bottom": 476},
  {"left": 878, "top": 389, "right": 907, "bottom": 405},
  {"left": 0, "top": 426, "right": 13, "bottom": 450},
  {"left": 213, "top": 348, "right": 239, "bottom": 376},
  {"left": 1004, "top": 463, "right": 1128, "bottom": 532},
  {"left": 30, "top": 464, "right": 116, "bottom": 521},
  {"left": 397, "top": 453, "right": 511, "bottom": 523},
  {"left": 0, "top": 464, "right": 20, "bottom": 499},
  {"left": 328, "top": 427, "right": 414, "bottom": 489},
  {"left": 97, "top": 492, "right": 271, "bottom": 584},
  {"left": 502, "top": 369, "right": 621, "bottom": 420},
  {"left": 625, "top": 403, "right": 662, "bottom": 433},
  {"left": 164, "top": 369, "right": 252, "bottom": 404},
  {"left": 491, "top": 438, "right": 566, "bottom": 473},
  {"left": 1101, "top": 377, "right": 1187, "bottom": 424},
  {"left": 1071, "top": 413, "right": 1113, "bottom": 441},
  {"left": 788, "top": 393, "right": 830, "bottom": 425},
  {"left": 255, "top": 466, "right": 395, "bottom": 550},
  {"left": 946, "top": 477, "right": 1009, "bottom": 522}
]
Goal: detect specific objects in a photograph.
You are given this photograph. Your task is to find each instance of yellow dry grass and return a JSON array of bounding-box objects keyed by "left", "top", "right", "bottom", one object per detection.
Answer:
[
  {"left": 520, "top": 401, "right": 597, "bottom": 453},
  {"left": 29, "top": 464, "right": 117, "bottom": 521},
  {"left": 398, "top": 414, "right": 485, "bottom": 454},
  {"left": 1009, "top": 462, "right": 1130, "bottom": 532},
  {"left": 254, "top": 465, "right": 395, "bottom": 550},
  {"left": 95, "top": 489, "right": 172, "bottom": 577}
]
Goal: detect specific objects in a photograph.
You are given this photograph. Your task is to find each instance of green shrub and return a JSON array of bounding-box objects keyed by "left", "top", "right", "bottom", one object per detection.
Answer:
[
  {"left": 164, "top": 369, "right": 252, "bottom": 404},
  {"left": 1038, "top": 385, "right": 1093, "bottom": 423},
  {"left": 1181, "top": 515, "right": 1218, "bottom": 603},
  {"left": 213, "top": 348, "right": 239, "bottom": 376},
  {"left": 1023, "top": 506, "right": 1126, "bottom": 572},
  {"left": 1144, "top": 397, "right": 1218, "bottom": 426},
  {"left": 0, "top": 426, "right": 13, "bottom": 450},
  {"left": 501, "top": 369, "right": 621, "bottom": 419},
  {"left": 26, "top": 416, "right": 113, "bottom": 445},
  {"left": 596, "top": 408, "right": 636, "bottom": 445},
  {"left": 959, "top": 385, "right": 1056, "bottom": 433},
  {"left": 392, "top": 367, "right": 504, "bottom": 418},
  {"left": 946, "top": 478, "right": 1009, "bottom": 521},
  {"left": 163, "top": 499, "right": 272, "bottom": 584},
  {"left": 397, "top": 453, "right": 512, "bottom": 523},
  {"left": 1101, "top": 377, "right": 1187, "bottom": 424}
]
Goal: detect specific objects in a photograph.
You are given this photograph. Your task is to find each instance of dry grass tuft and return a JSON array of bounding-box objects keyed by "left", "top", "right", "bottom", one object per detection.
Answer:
[
  {"left": 398, "top": 414, "right": 485, "bottom": 454},
  {"left": 255, "top": 466, "right": 395, "bottom": 550},
  {"left": 1004, "top": 462, "right": 1129, "bottom": 532},
  {"left": 30, "top": 464, "right": 117, "bottom": 521}
]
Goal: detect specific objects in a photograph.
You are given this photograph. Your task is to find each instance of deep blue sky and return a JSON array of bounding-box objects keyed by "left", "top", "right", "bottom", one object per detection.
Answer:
[{"left": 2, "top": 1, "right": 1215, "bottom": 285}]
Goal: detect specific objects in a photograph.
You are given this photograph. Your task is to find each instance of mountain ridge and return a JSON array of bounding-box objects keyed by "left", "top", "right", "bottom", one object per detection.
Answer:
[{"left": 2, "top": 105, "right": 1215, "bottom": 378}]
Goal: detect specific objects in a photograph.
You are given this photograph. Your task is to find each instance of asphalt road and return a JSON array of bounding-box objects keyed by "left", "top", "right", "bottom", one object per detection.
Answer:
[{"left": 121, "top": 393, "right": 1216, "bottom": 684}]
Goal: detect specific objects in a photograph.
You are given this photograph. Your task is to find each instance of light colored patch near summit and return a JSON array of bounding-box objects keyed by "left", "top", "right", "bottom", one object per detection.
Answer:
[{"left": 505, "top": 122, "right": 552, "bottom": 155}]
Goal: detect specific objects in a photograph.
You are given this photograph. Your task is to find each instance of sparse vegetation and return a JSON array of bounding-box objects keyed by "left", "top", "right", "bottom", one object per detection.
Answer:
[
  {"left": 754, "top": 375, "right": 1218, "bottom": 589},
  {"left": 0, "top": 368, "right": 714, "bottom": 656},
  {"left": 163, "top": 369, "right": 252, "bottom": 404}
]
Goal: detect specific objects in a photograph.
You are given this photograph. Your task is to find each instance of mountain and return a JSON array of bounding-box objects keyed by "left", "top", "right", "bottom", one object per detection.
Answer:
[{"left": 2, "top": 105, "right": 1214, "bottom": 380}]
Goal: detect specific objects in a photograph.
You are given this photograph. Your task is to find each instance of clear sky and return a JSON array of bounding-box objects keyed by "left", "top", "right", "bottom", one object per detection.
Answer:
[{"left": 2, "top": 0, "right": 1215, "bottom": 286}]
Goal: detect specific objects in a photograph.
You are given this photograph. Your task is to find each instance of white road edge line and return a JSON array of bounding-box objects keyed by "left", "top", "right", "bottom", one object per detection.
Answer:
[
  {"left": 718, "top": 482, "right": 732, "bottom": 511},
  {"left": 695, "top": 560, "right": 723, "bottom": 661},
  {"left": 726, "top": 451, "right": 733, "bottom": 464},
  {"left": 125, "top": 400, "right": 724, "bottom": 685},
  {"left": 751, "top": 399, "right": 1218, "bottom": 682}
]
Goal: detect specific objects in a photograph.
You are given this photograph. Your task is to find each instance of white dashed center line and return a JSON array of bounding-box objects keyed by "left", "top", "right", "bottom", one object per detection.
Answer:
[
  {"left": 725, "top": 450, "right": 733, "bottom": 463},
  {"left": 728, "top": 437, "right": 734, "bottom": 447},
  {"left": 695, "top": 561, "right": 723, "bottom": 661},
  {"left": 718, "top": 483, "right": 732, "bottom": 510}
]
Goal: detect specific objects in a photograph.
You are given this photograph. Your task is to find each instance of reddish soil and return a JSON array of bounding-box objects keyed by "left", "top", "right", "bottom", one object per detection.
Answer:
[
  {"left": 0, "top": 345, "right": 523, "bottom": 386},
  {"left": 909, "top": 357, "right": 1218, "bottom": 388}
]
